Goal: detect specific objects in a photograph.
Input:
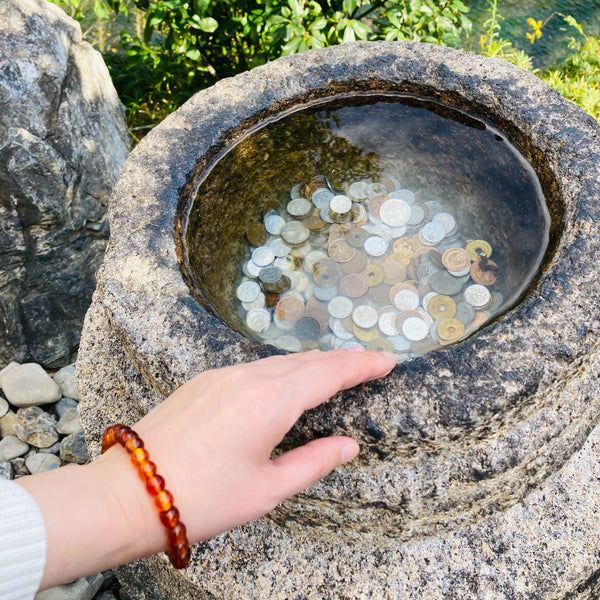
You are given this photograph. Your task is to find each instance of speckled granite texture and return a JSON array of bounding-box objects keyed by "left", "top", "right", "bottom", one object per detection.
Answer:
[{"left": 77, "top": 42, "right": 600, "bottom": 599}]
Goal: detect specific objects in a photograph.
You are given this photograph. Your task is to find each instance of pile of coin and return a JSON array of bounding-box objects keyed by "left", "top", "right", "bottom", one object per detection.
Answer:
[{"left": 235, "top": 175, "right": 503, "bottom": 362}]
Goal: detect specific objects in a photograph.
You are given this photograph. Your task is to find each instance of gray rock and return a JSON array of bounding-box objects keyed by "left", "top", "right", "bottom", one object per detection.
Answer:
[
  {"left": 56, "top": 406, "right": 82, "bottom": 435},
  {"left": 38, "top": 440, "right": 61, "bottom": 455},
  {"left": 35, "top": 573, "right": 103, "bottom": 600},
  {"left": 0, "top": 409, "right": 17, "bottom": 437},
  {"left": 59, "top": 431, "right": 89, "bottom": 464},
  {"left": 54, "top": 396, "right": 78, "bottom": 419},
  {"left": 10, "top": 456, "right": 29, "bottom": 478},
  {"left": 0, "top": 434, "right": 29, "bottom": 460},
  {"left": 76, "top": 42, "right": 600, "bottom": 600},
  {"left": 1, "top": 363, "right": 61, "bottom": 407},
  {"left": 0, "top": 361, "right": 19, "bottom": 385},
  {"left": 54, "top": 364, "right": 79, "bottom": 400},
  {"left": 0, "top": 459, "right": 13, "bottom": 479},
  {"left": 25, "top": 451, "right": 61, "bottom": 473},
  {"left": 0, "top": 396, "right": 8, "bottom": 418},
  {"left": 15, "top": 406, "right": 59, "bottom": 448},
  {"left": 0, "top": 0, "right": 130, "bottom": 369}
]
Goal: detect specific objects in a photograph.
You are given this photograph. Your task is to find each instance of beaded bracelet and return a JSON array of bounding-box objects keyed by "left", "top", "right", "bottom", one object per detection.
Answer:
[{"left": 101, "top": 424, "right": 191, "bottom": 569}]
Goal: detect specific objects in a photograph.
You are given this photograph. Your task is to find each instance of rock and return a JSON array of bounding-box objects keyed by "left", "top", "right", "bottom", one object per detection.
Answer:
[
  {"left": 0, "top": 361, "right": 19, "bottom": 385},
  {"left": 25, "top": 451, "right": 60, "bottom": 473},
  {"left": 54, "top": 364, "right": 80, "bottom": 400},
  {"left": 0, "top": 435, "right": 29, "bottom": 460},
  {"left": 54, "top": 396, "right": 78, "bottom": 419},
  {"left": 38, "top": 440, "right": 61, "bottom": 455},
  {"left": 1, "top": 363, "right": 61, "bottom": 407},
  {"left": 15, "top": 406, "right": 59, "bottom": 448},
  {"left": 0, "top": 459, "right": 13, "bottom": 479},
  {"left": 10, "top": 456, "right": 29, "bottom": 478},
  {"left": 56, "top": 407, "right": 82, "bottom": 435},
  {"left": 0, "top": 0, "right": 130, "bottom": 368},
  {"left": 0, "top": 409, "right": 17, "bottom": 437},
  {"left": 0, "top": 396, "right": 8, "bottom": 418},
  {"left": 60, "top": 431, "right": 89, "bottom": 464},
  {"left": 77, "top": 43, "right": 600, "bottom": 599},
  {"left": 35, "top": 573, "right": 103, "bottom": 600}
]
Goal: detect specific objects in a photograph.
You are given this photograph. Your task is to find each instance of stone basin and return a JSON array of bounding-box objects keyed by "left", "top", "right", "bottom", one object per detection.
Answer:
[{"left": 77, "top": 41, "right": 600, "bottom": 599}]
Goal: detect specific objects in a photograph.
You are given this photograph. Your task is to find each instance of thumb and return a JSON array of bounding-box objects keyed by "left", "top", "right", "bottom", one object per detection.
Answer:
[{"left": 268, "top": 436, "right": 359, "bottom": 502}]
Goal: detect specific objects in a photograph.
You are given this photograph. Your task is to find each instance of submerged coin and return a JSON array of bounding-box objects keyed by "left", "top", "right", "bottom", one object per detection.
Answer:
[
  {"left": 264, "top": 213, "right": 285, "bottom": 235},
  {"left": 433, "top": 212, "right": 457, "bottom": 235},
  {"left": 379, "top": 198, "right": 412, "bottom": 227},
  {"left": 408, "top": 203, "right": 426, "bottom": 225},
  {"left": 345, "top": 227, "right": 370, "bottom": 248},
  {"left": 464, "top": 284, "right": 492, "bottom": 309},
  {"left": 246, "top": 308, "right": 271, "bottom": 333},
  {"left": 383, "top": 259, "right": 407, "bottom": 285},
  {"left": 348, "top": 181, "right": 368, "bottom": 201},
  {"left": 364, "top": 264, "right": 384, "bottom": 287},
  {"left": 437, "top": 318, "right": 465, "bottom": 342},
  {"left": 313, "top": 284, "right": 338, "bottom": 302},
  {"left": 466, "top": 239, "right": 493, "bottom": 261},
  {"left": 312, "top": 187, "right": 334, "bottom": 208},
  {"left": 470, "top": 258, "right": 498, "bottom": 286},
  {"left": 296, "top": 316, "right": 322, "bottom": 341},
  {"left": 364, "top": 236, "right": 389, "bottom": 256},
  {"left": 378, "top": 310, "right": 401, "bottom": 336},
  {"left": 352, "top": 324, "right": 380, "bottom": 343},
  {"left": 429, "top": 271, "right": 464, "bottom": 296},
  {"left": 455, "top": 301, "right": 476, "bottom": 324},
  {"left": 442, "top": 248, "right": 471, "bottom": 273},
  {"left": 252, "top": 246, "right": 275, "bottom": 267},
  {"left": 401, "top": 316, "right": 429, "bottom": 341},
  {"left": 341, "top": 251, "right": 368, "bottom": 274},
  {"left": 269, "top": 238, "right": 292, "bottom": 257},
  {"left": 246, "top": 222, "right": 268, "bottom": 247},
  {"left": 327, "top": 296, "right": 354, "bottom": 319},
  {"left": 275, "top": 296, "right": 305, "bottom": 323},
  {"left": 392, "top": 289, "right": 420, "bottom": 311},
  {"left": 287, "top": 197, "right": 312, "bottom": 218},
  {"left": 236, "top": 280, "right": 261, "bottom": 303},
  {"left": 368, "top": 194, "right": 388, "bottom": 219},
  {"left": 352, "top": 305, "right": 379, "bottom": 329},
  {"left": 312, "top": 258, "right": 340, "bottom": 288},
  {"left": 330, "top": 194, "right": 353, "bottom": 215},
  {"left": 427, "top": 294, "right": 457, "bottom": 319},
  {"left": 328, "top": 239, "right": 356, "bottom": 263},
  {"left": 366, "top": 337, "right": 394, "bottom": 353},
  {"left": 368, "top": 284, "right": 392, "bottom": 305},
  {"left": 281, "top": 221, "right": 310, "bottom": 246},
  {"left": 339, "top": 273, "right": 368, "bottom": 298},
  {"left": 419, "top": 222, "right": 446, "bottom": 246}
]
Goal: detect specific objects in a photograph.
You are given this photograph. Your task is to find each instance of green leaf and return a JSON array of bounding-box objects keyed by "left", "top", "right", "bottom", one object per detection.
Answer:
[
  {"left": 343, "top": 0, "right": 357, "bottom": 15},
  {"left": 342, "top": 23, "right": 355, "bottom": 42},
  {"left": 309, "top": 17, "right": 328, "bottom": 31},
  {"left": 189, "top": 15, "right": 218, "bottom": 32},
  {"left": 185, "top": 48, "right": 201, "bottom": 60}
]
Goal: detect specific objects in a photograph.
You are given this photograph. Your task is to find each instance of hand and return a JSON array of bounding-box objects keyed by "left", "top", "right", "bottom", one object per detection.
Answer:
[{"left": 18, "top": 349, "right": 395, "bottom": 589}]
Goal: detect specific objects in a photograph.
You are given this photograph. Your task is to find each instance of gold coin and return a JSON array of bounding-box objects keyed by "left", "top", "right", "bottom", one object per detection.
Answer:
[
  {"left": 442, "top": 248, "right": 471, "bottom": 272},
  {"left": 427, "top": 294, "right": 457, "bottom": 320},
  {"left": 466, "top": 239, "right": 493, "bottom": 261},
  {"left": 304, "top": 208, "right": 328, "bottom": 231},
  {"left": 275, "top": 296, "right": 305, "bottom": 323},
  {"left": 363, "top": 264, "right": 384, "bottom": 287},
  {"left": 246, "top": 222, "right": 268, "bottom": 247},
  {"left": 312, "top": 258, "right": 340, "bottom": 288},
  {"left": 366, "top": 337, "right": 394, "bottom": 353},
  {"left": 328, "top": 239, "right": 356, "bottom": 263},
  {"left": 367, "top": 194, "right": 388, "bottom": 219},
  {"left": 393, "top": 237, "right": 414, "bottom": 257},
  {"left": 368, "top": 283, "right": 392, "bottom": 306},
  {"left": 352, "top": 324, "right": 380, "bottom": 342},
  {"left": 382, "top": 258, "right": 407, "bottom": 284},
  {"left": 340, "top": 251, "right": 368, "bottom": 274},
  {"left": 470, "top": 258, "right": 498, "bottom": 286},
  {"left": 301, "top": 178, "right": 327, "bottom": 199},
  {"left": 341, "top": 316, "right": 354, "bottom": 332},
  {"left": 339, "top": 273, "right": 368, "bottom": 298},
  {"left": 437, "top": 318, "right": 465, "bottom": 342},
  {"left": 345, "top": 227, "right": 370, "bottom": 248}
]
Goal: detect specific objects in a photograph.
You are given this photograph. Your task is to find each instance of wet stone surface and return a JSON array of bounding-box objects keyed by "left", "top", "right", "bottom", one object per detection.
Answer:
[{"left": 77, "top": 42, "right": 600, "bottom": 599}]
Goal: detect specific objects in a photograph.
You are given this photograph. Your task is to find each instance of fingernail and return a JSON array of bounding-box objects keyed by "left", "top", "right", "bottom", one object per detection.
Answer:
[
  {"left": 381, "top": 351, "right": 396, "bottom": 361},
  {"left": 340, "top": 442, "right": 359, "bottom": 464},
  {"left": 345, "top": 345, "right": 366, "bottom": 353}
]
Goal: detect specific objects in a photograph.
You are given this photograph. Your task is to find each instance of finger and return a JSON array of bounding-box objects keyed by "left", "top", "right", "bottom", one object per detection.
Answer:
[{"left": 267, "top": 436, "right": 360, "bottom": 503}]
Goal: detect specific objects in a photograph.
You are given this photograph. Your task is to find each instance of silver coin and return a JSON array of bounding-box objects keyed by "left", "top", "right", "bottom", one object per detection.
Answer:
[
  {"left": 429, "top": 318, "right": 442, "bottom": 342},
  {"left": 329, "top": 317, "right": 355, "bottom": 340},
  {"left": 290, "top": 183, "right": 303, "bottom": 200},
  {"left": 269, "top": 238, "right": 292, "bottom": 257},
  {"left": 312, "top": 187, "right": 334, "bottom": 209},
  {"left": 432, "top": 212, "right": 457, "bottom": 235},
  {"left": 421, "top": 291, "right": 438, "bottom": 312},
  {"left": 281, "top": 221, "right": 310, "bottom": 245},
  {"left": 275, "top": 335, "right": 302, "bottom": 352},
  {"left": 274, "top": 255, "right": 294, "bottom": 272},
  {"left": 314, "top": 284, "right": 338, "bottom": 302},
  {"left": 379, "top": 198, "right": 412, "bottom": 227},
  {"left": 290, "top": 242, "right": 312, "bottom": 258},
  {"left": 417, "top": 262, "right": 441, "bottom": 284},
  {"left": 273, "top": 313, "right": 296, "bottom": 331},
  {"left": 236, "top": 280, "right": 261, "bottom": 302},
  {"left": 424, "top": 200, "right": 443, "bottom": 216},
  {"left": 258, "top": 266, "right": 283, "bottom": 284},
  {"left": 246, "top": 308, "right": 271, "bottom": 333},
  {"left": 455, "top": 301, "right": 476, "bottom": 324},
  {"left": 245, "top": 259, "right": 262, "bottom": 277},
  {"left": 252, "top": 246, "right": 275, "bottom": 267},
  {"left": 378, "top": 310, "right": 401, "bottom": 336},
  {"left": 416, "top": 308, "right": 434, "bottom": 327},
  {"left": 429, "top": 271, "right": 463, "bottom": 295},
  {"left": 351, "top": 305, "right": 378, "bottom": 329},
  {"left": 366, "top": 182, "right": 387, "bottom": 198},
  {"left": 389, "top": 335, "right": 411, "bottom": 352},
  {"left": 242, "top": 292, "right": 266, "bottom": 311},
  {"left": 264, "top": 212, "right": 285, "bottom": 235},
  {"left": 401, "top": 316, "right": 429, "bottom": 341},
  {"left": 490, "top": 291, "right": 504, "bottom": 313},
  {"left": 392, "top": 289, "right": 420, "bottom": 311},
  {"left": 390, "top": 225, "right": 408, "bottom": 238},
  {"left": 464, "top": 284, "right": 492, "bottom": 309},
  {"left": 408, "top": 204, "right": 426, "bottom": 225},
  {"left": 388, "top": 189, "right": 415, "bottom": 205},
  {"left": 364, "top": 235, "right": 389, "bottom": 256},
  {"left": 348, "top": 181, "right": 368, "bottom": 201},
  {"left": 418, "top": 222, "right": 446, "bottom": 246},
  {"left": 287, "top": 197, "right": 312, "bottom": 218},
  {"left": 369, "top": 223, "right": 394, "bottom": 242},
  {"left": 330, "top": 194, "right": 353, "bottom": 214},
  {"left": 320, "top": 206, "right": 334, "bottom": 224},
  {"left": 327, "top": 295, "right": 354, "bottom": 319},
  {"left": 305, "top": 250, "right": 328, "bottom": 271}
]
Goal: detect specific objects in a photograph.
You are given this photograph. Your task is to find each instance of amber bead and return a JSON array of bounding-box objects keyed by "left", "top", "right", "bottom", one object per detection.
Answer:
[
  {"left": 168, "top": 523, "right": 187, "bottom": 545},
  {"left": 101, "top": 427, "right": 118, "bottom": 452},
  {"left": 159, "top": 507, "right": 180, "bottom": 528},
  {"left": 125, "top": 435, "right": 144, "bottom": 453},
  {"left": 146, "top": 474, "right": 165, "bottom": 496},
  {"left": 130, "top": 447, "right": 150, "bottom": 468},
  {"left": 120, "top": 429, "right": 135, "bottom": 445},
  {"left": 154, "top": 489, "right": 174, "bottom": 512},
  {"left": 167, "top": 542, "right": 191, "bottom": 569},
  {"left": 138, "top": 460, "right": 157, "bottom": 481}
]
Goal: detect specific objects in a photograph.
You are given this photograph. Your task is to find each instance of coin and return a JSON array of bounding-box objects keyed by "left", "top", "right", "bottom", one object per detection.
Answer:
[
  {"left": 489, "top": 291, "right": 504, "bottom": 312},
  {"left": 455, "top": 301, "right": 476, "bottom": 324},
  {"left": 466, "top": 310, "right": 490, "bottom": 331},
  {"left": 442, "top": 248, "right": 471, "bottom": 272},
  {"left": 295, "top": 316, "right": 321, "bottom": 341},
  {"left": 275, "top": 296, "right": 304, "bottom": 323},
  {"left": 264, "top": 212, "right": 285, "bottom": 235},
  {"left": 389, "top": 189, "right": 415, "bottom": 204},
  {"left": 281, "top": 221, "right": 310, "bottom": 246},
  {"left": 464, "top": 284, "right": 492, "bottom": 309},
  {"left": 246, "top": 308, "right": 271, "bottom": 333},
  {"left": 312, "top": 187, "right": 334, "bottom": 209},
  {"left": 252, "top": 246, "right": 275, "bottom": 267},
  {"left": 418, "top": 222, "right": 446, "bottom": 246},
  {"left": 305, "top": 308, "right": 329, "bottom": 336},
  {"left": 427, "top": 294, "right": 457, "bottom": 319},
  {"left": 328, "top": 239, "right": 356, "bottom": 263},
  {"left": 261, "top": 273, "right": 291, "bottom": 294},
  {"left": 393, "top": 237, "right": 414, "bottom": 257},
  {"left": 327, "top": 296, "right": 354, "bottom": 319},
  {"left": 304, "top": 177, "right": 327, "bottom": 199},
  {"left": 352, "top": 324, "right": 380, "bottom": 342},
  {"left": 242, "top": 292, "right": 266, "bottom": 311},
  {"left": 275, "top": 335, "right": 302, "bottom": 352},
  {"left": 305, "top": 250, "right": 328, "bottom": 272},
  {"left": 348, "top": 181, "right": 368, "bottom": 201},
  {"left": 366, "top": 337, "right": 394, "bottom": 353},
  {"left": 416, "top": 261, "right": 440, "bottom": 284},
  {"left": 392, "top": 288, "right": 420, "bottom": 311},
  {"left": 367, "top": 182, "right": 387, "bottom": 198},
  {"left": 401, "top": 316, "right": 429, "bottom": 341},
  {"left": 244, "top": 259, "right": 262, "bottom": 278},
  {"left": 437, "top": 318, "right": 465, "bottom": 342},
  {"left": 379, "top": 198, "right": 412, "bottom": 227},
  {"left": 258, "top": 266, "right": 283, "bottom": 284},
  {"left": 269, "top": 238, "right": 292, "bottom": 257},
  {"left": 383, "top": 259, "right": 407, "bottom": 284},
  {"left": 339, "top": 273, "right": 368, "bottom": 297},
  {"left": 433, "top": 212, "right": 457, "bottom": 235},
  {"left": 345, "top": 227, "right": 369, "bottom": 248},
  {"left": 312, "top": 258, "right": 340, "bottom": 288},
  {"left": 330, "top": 317, "right": 355, "bottom": 340},
  {"left": 330, "top": 194, "right": 352, "bottom": 215},
  {"left": 236, "top": 280, "right": 261, "bottom": 303},
  {"left": 466, "top": 239, "right": 493, "bottom": 261},
  {"left": 364, "top": 236, "right": 389, "bottom": 256},
  {"left": 314, "top": 284, "right": 338, "bottom": 302},
  {"left": 287, "top": 197, "right": 312, "bottom": 218},
  {"left": 408, "top": 203, "right": 427, "bottom": 225},
  {"left": 470, "top": 258, "right": 498, "bottom": 286},
  {"left": 352, "top": 305, "right": 378, "bottom": 329},
  {"left": 304, "top": 209, "right": 328, "bottom": 231},
  {"left": 341, "top": 251, "right": 368, "bottom": 274},
  {"left": 351, "top": 203, "right": 368, "bottom": 226},
  {"left": 429, "top": 271, "right": 463, "bottom": 295},
  {"left": 368, "top": 284, "right": 392, "bottom": 305},
  {"left": 368, "top": 223, "right": 394, "bottom": 242},
  {"left": 367, "top": 194, "right": 388, "bottom": 219},
  {"left": 378, "top": 310, "right": 401, "bottom": 336},
  {"left": 246, "top": 222, "right": 267, "bottom": 247},
  {"left": 421, "top": 291, "right": 437, "bottom": 312}
]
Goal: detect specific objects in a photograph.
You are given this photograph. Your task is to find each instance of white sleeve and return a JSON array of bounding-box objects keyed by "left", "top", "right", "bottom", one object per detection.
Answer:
[{"left": 0, "top": 479, "right": 47, "bottom": 600}]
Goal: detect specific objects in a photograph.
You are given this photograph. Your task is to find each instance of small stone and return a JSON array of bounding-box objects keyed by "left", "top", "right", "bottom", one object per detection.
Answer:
[
  {"left": 38, "top": 440, "right": 62, "bottom": 455},
  {"left": 54, "top": 397, "right": 78, "bottom": 419},
  {"left": 10, "top": 457, "right": 29, "bottom": 478},
  {"left": 0, "top": 361, "right": 19, "bottom": 385},
  {"left": 0, "top": 459, "right": 13, "bottom": 480},
  {"left": 0, "top": 396, "right": 8, "bottom": 418},
  {"left": 53, "top": 365, "right": 80, "bottom": 400},
  {"left": 1, "top": 363, "right": 61, "bottom": 407},
  {"left": 26, "top": 452, "right": 61, "bottom": 474},
  {"left": 56, "top": 407, "right": 82, "bottom": 435},
  {"left": 0, "top": 435, "right": 30, "bottom": 461},
  {"left": 15, "top": 407, "right": 59, "bottom": 448},
  {"left": 35, "top": 573, "right": 103, "bottom": 600},
  {"left": 60, "top": 431, "right": 89, "bottom": 464},
  {"left": 0, "top": 409, "right": 17, "bottom": 437}
]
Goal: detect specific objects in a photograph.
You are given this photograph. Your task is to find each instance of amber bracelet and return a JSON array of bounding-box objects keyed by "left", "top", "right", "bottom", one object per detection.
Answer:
[{"left": 101, "top": 424, "right": 191, "bottom": 569}]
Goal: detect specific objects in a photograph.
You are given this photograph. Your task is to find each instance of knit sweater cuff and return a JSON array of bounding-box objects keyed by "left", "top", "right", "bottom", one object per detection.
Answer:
[{"left": 0, "top": 479, "right": 47, "bottom": 600}]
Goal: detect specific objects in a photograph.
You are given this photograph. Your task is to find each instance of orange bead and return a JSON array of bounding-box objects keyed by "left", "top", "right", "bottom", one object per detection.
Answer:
[
  {"left": 138, "top": 460, "right": 157, "bottom": 481},
  {"left": 130, "top": 447, "right": 150, "bottom": 467},
  {"left": 101, "top": 427, "right": 118, "bottom": 453},
  {"left": 125, "top": 435, "right": 144, "bottom": 453},
  {"left": 146, "top": 475, "right": 165, "bottom": 496},
  {"left": 168, "top": 523, "right": 187, "bottom": 545},
  {"left": 154, "top": 489, "right": 173, "bottom": 512},
  {"left": 167, "top": 542, "right": 191, "bottom": 569},
  {"left": 159, "top": 507, "right": 179, "bottom": 528}
]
